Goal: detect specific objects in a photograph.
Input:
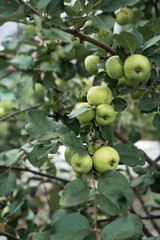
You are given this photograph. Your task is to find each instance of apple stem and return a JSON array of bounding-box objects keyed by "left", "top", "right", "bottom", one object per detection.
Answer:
[{"left": 91, "top": 168, "right": 99, "bottom": 240}]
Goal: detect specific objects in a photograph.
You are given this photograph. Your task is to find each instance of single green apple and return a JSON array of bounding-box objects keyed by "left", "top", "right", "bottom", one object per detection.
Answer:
[
  {"left": 95, "top": 104, "right": 115, "bottom": 125},
  {"left": 116, "top": 8, "right": 133, "bottom": 26},
  {"left": 24, "top": 25, "right": 36, "bottom": 37},
  {"left": 124, "top": 54, "right": 151, "bottom": 87},
  {"left": 117, "top": 76, "right": 126, "bottom": 86},
  {"left": 71, "top": 153, "right": 93, "bottom": 174},
  {"left": 84, "top": 55, "right": 100, "bottom": 75},
  {"left": 131, "top": 89, "right": 145, "bottom": 99},
  {"left": 93, "top": 146, "right": 120, "bottom": 173},
  {"left": 75, "top": 102, "right": 95, "bottom": 124},
  {"left": 87, "top": 86, "right": 113, "bottom": 106},
  {"left": 64, "top": 147, "right": 75, "bottom": 165},
  {"left": 105, "top": 55, "right": 124, "bottom": 79}
]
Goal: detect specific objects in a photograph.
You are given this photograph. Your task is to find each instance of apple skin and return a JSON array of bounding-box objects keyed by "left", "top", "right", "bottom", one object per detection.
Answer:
[
  {"left": 93, "top": 146, "right": 120, "bottom": 174},
  {"left": 84, "top": 55, "right": 100, "bottom": 75},
  {"left": 64, "top": 147, "right": 75, "bottom": 165},
  {"left": 76, "top": 102, "right": 95, "bottom": 124},
  {"left": 105, "top": 55, "right": 124, "bottom": 79},
  {"left": 71, "top": 153, "right": 93, "bottom": 174},
  {"left": 124, "top": 54, "right": 151, "bottom": 87},
  {"left": 87, "top": 86, "right": 112, "bottom": 106},
  {"left": 116, "top": 8, "right": 133, "bottom": 26},
  {"left": 95, "top": 104, "right": 115, "bottom": 125}
]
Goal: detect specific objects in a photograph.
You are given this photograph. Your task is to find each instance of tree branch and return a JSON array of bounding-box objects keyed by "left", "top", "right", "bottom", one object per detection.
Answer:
[
  {"left": 17, "top": 0, "right": 40, "bottom": 16},
  {"left": 0, "top": 103, "right": 45, "bottom": 122},
  {"left": 0, "top": 166, "right": 69, "bottom": 183},
  {"left": 0, "top": 232, "right": 20, "bottom": 240},
  {"left": 113, "top": 128, "right": 160, "bottom": 171},
  {"left": 91, "top": 168, "right": 99, "bottom": 240},
  {"left": 61, "top": 28, "right": 116, "bottom": 55}
]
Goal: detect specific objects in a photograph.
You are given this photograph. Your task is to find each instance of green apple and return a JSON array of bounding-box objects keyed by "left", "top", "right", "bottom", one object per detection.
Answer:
[
  {"left": 117, "top": 76, "right": 126, "bottom": 86},
  {"left": 124, "top": 54, "right": 151, "bottom": 87},
  {"left": 131, "top": 89, "right": 145, "bottom": 99},
  {"left": 105, "top": 55, "right": 124, "bottom": 79},
  {"left": 116, "top": 8, "right": 133, "bottom": 26},
  {"left": 93, "top": 146, "right": 120, "bottom": 173},
  {"left": 84, "top": 55, "right": 100, "bottom": 75},
  {"left": 24, "top": 25, "right": 36, "bottom": 37},
  {"left": 95, "top": 104, "right": 115, "bottom": 125},
  {"left": 87, "top": 86, "right": 112, "bottom": 106},
  {"left": 64, "top": 147, "right": 75, "bottom": 165},
  {"left": 75, "top": 102, "right": 95, "bottom": 124},
  {"left": 57, "top": 49, "right": 75, "bottom": 61},
  {"left": 71, "top": 153, "right": 93, "bottom": 174}
]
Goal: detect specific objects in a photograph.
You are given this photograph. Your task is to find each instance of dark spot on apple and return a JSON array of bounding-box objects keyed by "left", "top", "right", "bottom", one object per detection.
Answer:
[
  {"left": 76, "top": 163, "right": 81, "bottom": 167},
  {"left": 103, "top": 115, "right": 108, "bottom": 120},
  {"left": 110, "top": 160, "right": 115, "bottom": 166},
  {"left": 135, "top": 68, "right": 141, "bottom": 74}
]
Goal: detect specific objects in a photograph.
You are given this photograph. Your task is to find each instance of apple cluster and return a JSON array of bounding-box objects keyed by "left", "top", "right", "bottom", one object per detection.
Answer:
[
  {"left": 75, "top": 86, "right": 115, "bottom": 126},
  {"left": 64, "top": 146, "right": 120, "bottom": 175},
  {"left": 105, "top": 54, "right": 151, "bottom": 88}
]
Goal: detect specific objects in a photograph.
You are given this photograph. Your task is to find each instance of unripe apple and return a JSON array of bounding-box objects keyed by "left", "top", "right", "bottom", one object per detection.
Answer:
[
  {"left": 124, "top": 54, "right": 151, "bottom": 87},
  {"left": 64, "top": 147, "right": 75, "bottom": 165},
  {"left": 93, "top": 146, "right": 120, "bottom": 173},
  {"left": 84, "top": 55, "right": 100, "bottom": 75},
  {"left": 75, "top": 102, "right": 95, "bottom": 124},
  {"left": 24, "top": 25, "right": 36, "bottom": 37},
  {"left": 87, "top": 86, "right": 112, "bottom": 106},
  {"left": 105, "top": 55, "right": 124, "bottom": 79},
  {"left": 71, "top": 153, "right": 93, "bottom": 174},
  {"left": 95, "top": 104, "right": 115, "bottom": 125},
  {"left": 116, "top": 8, "right": 133, "bottom": 26}
]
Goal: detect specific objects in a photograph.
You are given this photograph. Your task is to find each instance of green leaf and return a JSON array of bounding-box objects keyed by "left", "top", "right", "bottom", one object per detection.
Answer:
[
  {"left": 92, "top": 14, "right": 115, "bottom": 31},
  {"left": 129, "top": 130, "right": 141, "bottom": 143},
  {"left": 145, "top": 237, "right": 160, "bottom": 240},
  {"left": 142, "top": 35, "right": 160, "bottom": 51},
  {"left": 101, "top": 0, "right": 139, "bottom": 12},
  {"left": 0, "top": 149, "right": 21, "bottom": 167},
  {"left": 153, "top": 113, "right": 160, "bottom": 133},
  {"left": 60, "top": 179, "right": 90, "bottom": 207},
  {"left": 97, "top": 171, "right": 134, "bottom": 216},
  {"left": 114, "top": 32, "right": 139, "bottom": 54},
  {"left": 0, "top": 0, "right": 20, "bottom": 17},
  {"left": 93, "top": 72, "right": 107, "bottom": 86},
  {"left": 51, "top": 213, "right": 90, "bottom": 240},
  {"left": 56, "top": 61, "right": 77, "bottom": 81},
  {"left": 9, "top": 199, "right": 24, "bottom": 214},
  {"left": 34, "top": 231, "right": 51, "bottom": 240},
  {"left": 139, "top": 96, "right": 160, "bottom": 112},
  {"left": 42, "top": 28, "right": 71, "bottom": 42},
  {"left": 0, "top": 172, "right": 17, "bottom": 196},
  {"left": 128, "top": 27, "right": 144, "bottom": 47},
  {"left": 101, "top": 214, "right": 143, "bottom": 240},
  {"left": 22, "top": 140, "right": 59, "bottom": 167},
  {"left": 61, "top": 131, "right": 87, "bottom": 157},
  {"left": 25, "top": 110, "right": 61, "bottom": 139},
  {"left": 67, "top": 107, "right": 91, "bottom": 119},
  {"left": 101, "top": 126, "right": 114, "bottom": 147},
  {"left": 9, "top": 55, "right": 34, "bottom": 70},
  {"left": 14, "top": 75, "right": 33, "bottom": 102},
  {"left": 46, "top": 0, "right": 64, "bottom": 14},
  {"left": 37, "top": 0, "right": 51, "bottom": 10},
  {"left": 112, "top": 97, "right": 127, "bottom": 112},
  {"left": 114, "top": 143, "right": 146, "bottom": 167}
]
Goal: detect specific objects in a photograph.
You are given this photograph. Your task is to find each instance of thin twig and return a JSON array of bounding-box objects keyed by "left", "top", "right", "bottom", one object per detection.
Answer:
[
  {"left": 17, "top": 0, "right": 40, "bottom": 16},
  {"left": 0, "top": 232, "right": 20, "bottom": 240},
  {"left": 0, "top": 166, "right": 69, "bottom": 183},
  {"left": 0, "top": 103, "right": 45, "bottom": 122},
  {"left": 91, "top": 168, "right": 99, "bottom": 240},
  {"left": 131, "top": 206, "right": 153, "bottom": 238}
]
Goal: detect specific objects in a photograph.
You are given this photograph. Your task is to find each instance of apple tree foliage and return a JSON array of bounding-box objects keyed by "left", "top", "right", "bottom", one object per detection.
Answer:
[{"left": 0, "top": 0, "right": 160, "bottom": 239}]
